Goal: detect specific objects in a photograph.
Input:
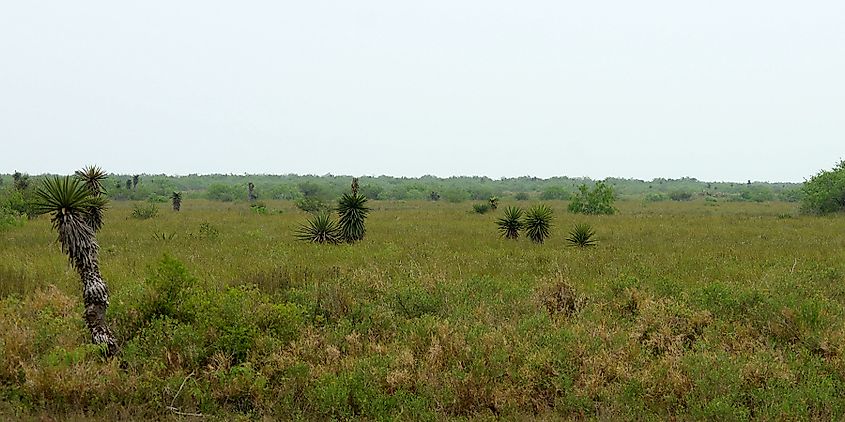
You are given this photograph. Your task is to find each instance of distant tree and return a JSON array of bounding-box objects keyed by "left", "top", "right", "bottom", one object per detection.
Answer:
[
  {"left": 669, "top": 191, "right": 693, "bottom": 201},
  {"left": 132, "top": 175, "right": 140, "bottom": 190},
  {"left": 351, "top": 178, "right": 359, "bottom": 195},
  {"left": 171, "top": 192, "right": 182, "bottom": 211},
  {"left": 126, "top": 179, "right": 132, "bottom": 190},
  {"left": 801, "top": 160, "right": 845, "bottom": 214},
  {"left": 568, "top": 182, "right": 616, "bottom": 215},
  {"left": 488, "top": 196, "right": 499, "bottom": 210},
  {"left": 248, "top": 182, "right": 257, "bottom": 202},
  {"left": 12, "top": 171, "right": 29, "bottom": 192},
  {"left": 33, "top": 176, "right": 117, "bottom": 355}
]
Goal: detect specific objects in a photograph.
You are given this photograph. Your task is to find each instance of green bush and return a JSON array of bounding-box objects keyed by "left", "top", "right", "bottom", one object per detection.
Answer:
[
  {"left": 540, "top": 186, "right": 571, "bottom": 200},
  {"left": 296, "top": 197, "right": 327, "bottom": 213},
  {"left": 472, "top": 203, "right": 491, "bottom": 214},
  {"left": 801, "top": 161, "right": 845, "bottom": 214},
  {"left": 669, "top": 191, "right": 693, "bottom": 201},
  {"left": 206, "top": 183, "right": 240, "bottom": 202},
  {"left": 568, "top": 181, "right": 616, "bottom": 215},
  {"left": 514, "top": 192, "right": 530, "bottom": 201},
  {"left": 131, "top": 203, "right": 159, "bottom": 219}
]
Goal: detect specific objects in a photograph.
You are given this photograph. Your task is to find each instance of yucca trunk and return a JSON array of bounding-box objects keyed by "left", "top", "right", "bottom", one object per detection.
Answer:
[
  {"left": 57, "top": 211, "right": 117, "bottom": 355},
  {"left": 248, "top": 182, "right": 257, "bottom": 202}
]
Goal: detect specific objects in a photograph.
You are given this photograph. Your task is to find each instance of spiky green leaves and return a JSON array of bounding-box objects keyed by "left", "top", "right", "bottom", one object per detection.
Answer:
[
  {"left": 524, "top": 204, "right": 553, "bottom": 244},
  {"left": 496, "top": 206, "right": 524, "bottom": 239},
  {"left": 33, "top": 176, "right": 106, "bottom": 271},
  {"left": 73, "top": 165, "right": 108, "bottom": 232},
  {"left": 488, "top": 196, "right": 499, "bottom": 210},
  {"left": 336, "top": 193, "right": 370, "bottom": 243},
  {"left": 566, "top": 223, "right": 597, "bottom": 247},
  {"left": 74, "top": 165, "right": 107, "bottom": 196},
  {"left": 295, "top": 212, "right": 341, "bottom": 244}
]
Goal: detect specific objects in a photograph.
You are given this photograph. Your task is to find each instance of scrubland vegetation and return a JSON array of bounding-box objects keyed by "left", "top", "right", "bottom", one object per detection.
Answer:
[{"left": 0, "top": 164, "right": 844, "bottom": 419}]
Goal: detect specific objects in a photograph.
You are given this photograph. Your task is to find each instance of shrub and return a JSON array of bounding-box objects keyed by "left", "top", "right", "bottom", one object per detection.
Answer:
[
  {"left": 644, "top": 192, "right": 667, "bottom": 202},
  {"left": 0, "top": 206, "right": 23, "bottom": 231},
  {"left": 250, "top": 202, "right": 268, "bottom": 214},
  {"left": 514, "top": 192, "right": 530, "bottom": 201},
  {"left": 472, "top": 203, "right": 491, "bottom": 214},
  {"left": 206, "top": 183, "right": 239, "bottom": 202},
  {"left": 524, "top": 204, "right": 553, "bottom": 243},
  {"left": 495, "top": 206, "right": 523, "bottom": 239},
  {"left": 296, "top": 197, "right": 327, "bottom": 213},
  {"left": 669, "top": 191, "right": 693, "bottom": 201},
  {"left": 131, "top": 203, "right": 159, "bottom": 219},
  {"left": 568, "top": 181, "right": 616, "bottom": 215},
  {"left": 801, "top": 160, "right": 845, "bottom": 214},
  {"left": 540, "top": 186, "right": 570, "bottom": 200}
]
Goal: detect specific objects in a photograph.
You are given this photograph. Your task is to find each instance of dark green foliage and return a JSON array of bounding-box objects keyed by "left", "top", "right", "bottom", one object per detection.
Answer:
[
  {"left": 336, "top": 193, "right": 370, "bottom": 242},
  {"left": 514, "top": 192, "right": 530, "bottom": 201},
  {"left": 524, "top": 204, "right": 553, "bottom": 243},
  {"left": 488, "top": 196, "right": 499, "bottom": 210},
  {"left": 496, "top": 206, "right": 523, "bottom": 239},
  {"left": 429, "top": 191, "right": 440, "bottom": 201},
  {"left": 540, "top": 186, "right": 570, "bottom": 200},
  {"left": 565, "top": 223, "right": 597, "bottom": 247},
  {"left": 12, "top": 171, "right": 29, "bottom": 191},
  {"left": 472, "top": 203, "right": 490, "bottom": 214},
  {"left": 296, "top": 197, "right": 327, "bottom": 213},
  {"left": 568, "top": 181, "right": 616, "bottom": 215},
  {"left": 131, "top": 203, "right": 159, "bottom": 219},
  {"left": 669, "top": 191, "right": 693, "bottom": 201},
  {"left": 33, "top": 177, "right": 107, "bottom": 225},
  {"left": 171, "top": 191, "right": 182, "bottom": 211},
  {"left": 295, "top": 212, "right": 341, "bottom": 244},
  {"left": 74, "top": 165, "right": 108, "bottom": 231},
  {"left": 801, "top": 161, "right": 845, "bottom": 214}
]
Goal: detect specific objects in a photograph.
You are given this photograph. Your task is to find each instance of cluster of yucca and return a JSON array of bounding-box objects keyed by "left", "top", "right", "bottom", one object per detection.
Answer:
[
  {"left": 296, "top": 179, "right": 371, "bottom": 244},
  {"left": 496, "top": 204, "right": 554, "bottom": 243}
]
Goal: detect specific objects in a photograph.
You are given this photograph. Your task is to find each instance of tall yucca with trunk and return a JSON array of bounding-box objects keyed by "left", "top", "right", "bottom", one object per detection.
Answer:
[
  {"left": 248, "top": 182, "right": 257, "bottom": 202},
  {"left": 34, "top": 176, "right": 118, "bottom": 355},
  {"left": 336, "top": 193, "right": 370, "bottom": 243},
  {"left": 74, "top": 165, "right": 107, "bottom": 232},
  {"left": 171, "top": 191, "right": 182, "bottom": 211}
]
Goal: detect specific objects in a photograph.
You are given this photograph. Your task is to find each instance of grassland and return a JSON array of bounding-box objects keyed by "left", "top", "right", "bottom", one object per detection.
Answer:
[{"left": 1, "top": 199, "right": 845, "bottom": 420}]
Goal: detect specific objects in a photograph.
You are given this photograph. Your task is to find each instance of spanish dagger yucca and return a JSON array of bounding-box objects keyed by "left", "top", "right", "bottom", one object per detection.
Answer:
[
  {"left": 34, "top": 175, "right": 117, "bottom": 355},
  {"left": 524, "top": 204, "right": 553, "bottom": 244},
  {"left": 336, "top": 193, "right": 370, "bottom": 243},
  {"left": 496, "top": 206, "right": 523, "bottom": 239}
]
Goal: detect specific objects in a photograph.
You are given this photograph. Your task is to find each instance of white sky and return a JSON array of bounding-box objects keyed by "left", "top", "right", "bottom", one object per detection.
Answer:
[{"left": 1, "top": 1, "right": 843, "bottom": 181}]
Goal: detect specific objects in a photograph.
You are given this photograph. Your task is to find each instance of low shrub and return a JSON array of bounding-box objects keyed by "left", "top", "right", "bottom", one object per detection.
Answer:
[{"left": 131, "top": 203, "right": 159, "bottom": 219}]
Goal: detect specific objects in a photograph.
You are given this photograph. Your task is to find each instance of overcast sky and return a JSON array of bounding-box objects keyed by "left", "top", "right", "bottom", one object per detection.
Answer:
[{"left": 1, "top": 1, "right": 843, "bottom": 182}]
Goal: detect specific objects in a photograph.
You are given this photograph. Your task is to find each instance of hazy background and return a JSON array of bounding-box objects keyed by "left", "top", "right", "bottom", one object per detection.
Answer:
[{"left": 1, "top": 1, "right": 842, "bottom": 181}]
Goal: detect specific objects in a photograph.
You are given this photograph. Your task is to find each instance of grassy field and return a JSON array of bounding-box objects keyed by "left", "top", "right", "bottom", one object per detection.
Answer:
[{"left": 1, "top": 199, "right": 845, "bottom": 420}]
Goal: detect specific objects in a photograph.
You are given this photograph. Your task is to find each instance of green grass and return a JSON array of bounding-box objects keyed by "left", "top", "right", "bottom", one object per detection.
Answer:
[{"left": 1, "top": 199, "right": 845, "bottom": 419}]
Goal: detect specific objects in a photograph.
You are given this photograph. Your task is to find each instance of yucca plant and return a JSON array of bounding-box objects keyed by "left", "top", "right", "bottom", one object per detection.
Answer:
[
  {"left": 74, "top": 165, "right": 108, "bottom": 232},
  {"left": 524, "top": 204, "right": 553, "bottom": 244},
  {"left": 295, "top": 212, "right": 341, "bottom": 244},
  {"left": 488, "top": 196, "right": 499, "bottom": 210},
  {"left": 566, "top": 223, "right": 597, "bottom": 247},
  {"left": 33, "top": 176, "right": 118, "bottom": 355},
  {"left": 496, "top": 206, "right": 523, "bottom": 239},
  {"left": 336, "top": 193, "right": 370, "bottom": 243},
  {"left": 171, "top": 191, "right": 182, "bottom": 211}
]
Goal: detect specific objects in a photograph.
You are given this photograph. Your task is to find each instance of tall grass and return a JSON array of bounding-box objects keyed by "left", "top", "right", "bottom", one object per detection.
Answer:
[{"left": 1, "top": 199, "right": 844, "bottom": 419}]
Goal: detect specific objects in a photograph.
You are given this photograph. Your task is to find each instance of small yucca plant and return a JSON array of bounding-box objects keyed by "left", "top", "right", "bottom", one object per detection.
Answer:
[
  {"left": 496, "top": 206, "right": 523, "bottom": 239},
  {"left": 524, "top": 204, "right": 553, "bottom": 244},
  {"left": 336, "top": 193, "right": 370, "bottom": 243},
  {"left": 566, "top": 223, "right": 597, "bottom": 247},
  {"left": 295, "top": 212, "right": 341, "bottom": 244}
]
